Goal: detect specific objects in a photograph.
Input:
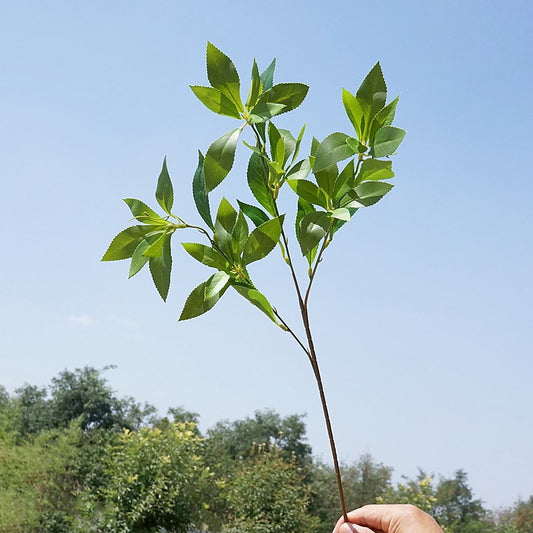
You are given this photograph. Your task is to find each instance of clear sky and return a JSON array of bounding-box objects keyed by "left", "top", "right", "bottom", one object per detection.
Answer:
[{"left": 1, "top": 0, "right": 532, "bottom": 510}]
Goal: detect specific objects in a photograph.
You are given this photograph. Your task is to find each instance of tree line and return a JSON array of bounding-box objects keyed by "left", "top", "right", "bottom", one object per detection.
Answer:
[{"left": 0, "top": 367, "right": 531, "bottom": 533}]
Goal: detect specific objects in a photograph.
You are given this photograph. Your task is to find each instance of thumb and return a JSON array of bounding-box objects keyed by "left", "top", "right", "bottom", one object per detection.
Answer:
[{"left": 340, "top": 524, "right": 358, "bottom": 533}]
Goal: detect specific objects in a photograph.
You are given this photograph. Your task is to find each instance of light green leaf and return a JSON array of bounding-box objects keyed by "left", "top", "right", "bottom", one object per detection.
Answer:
[
  {"left": 248, "top": 102, "right": 286, "bottom": 123},
  {"left": 245, "top": 60, "right": 262, "bottom": 110},
  {"left": 290, "top": 123, "right": 306, "bottom": 165},
  {"left": 314, "top": 163, "right": 338, "bottom": 199},
  {"left": 287, "top": 179, "right": 328, "bottom": 208},
  {"left": 278, "top": 128, "right": 296, "bottom": 165},
  {"left": 259, "top": 58, "right": 276, "bottom": 92},
  {"left": 298, "top": 211, "right": 331, "bottom": 256},
  {"left": 286, "top": 158, "right": 312, "bottom": 181},
  {"left": 231, "top": 211, "right": 249, "bottom": 257},
  {"left": 123, "top": 198, "right": 166, "bottom": 225},
  {"left": 268, "top": 122, "right": 285, "bottom": 165},
  {"left": 350, "top": 181, "right": 394, "bottom": 206},
  {"left": 237, "top": 200, "right": 270, "bottom": 227},
  {"left": 330, "top": 208, "right": 351, "bottom": 221},
  {"left": 232, "top": 286, "right": 277, "bottom": 322},
  {"left": 206, "top": 42, "right": 243, "bottom": 111},
  {"left": 190, "top": 86, "right": 241, "bottom": 118},
  {"left": 314, "top": 132, "right": 357, "bottom": 172},
  {"left": 156, "top": 158, "right": 174, "bottom": 214},
  {"left": 247, "top": 152, "right": 276, "bottom": 216},
  {"left": 371, "top": 126, "right": 406, "bottom": 158},
  {"left": 296, "top": 198, "right": 317, "bottom": 265},
  {"left": 102, "top": 226, "right": 157, "bottom": 261},
  {"left": 204, "top": 128, "right": 242, "bottom": 192},
  {"left": 354, "top": 159, "right": 394, "bottom": 185},
  {"left": 192, "top": 151, "right": 213, "bottom": 230},
  {"left": 149, "top": 233, "right": 172, "bottom": 301},
  {"left": 143, "top": 231, "right": 167, "bottom": 258},
  {"left": 369, "top": 96, "right": 399, "bottom": 144},
  {"left": 129, "top": 233, "right": 161, "bottom": 278},
  {"left": 342, "top": 88, "right": 364, "bottom": 140},
  {"left": 333, "top": 159, "right": 355, "bottom": 202},
  {"left": 215, "top": 198, "right": 237, "bottom": 259},
  {"left": 182, "top": 242, "right": 229, "bottom": 271},
  {"left": 242, "top": 215, "right": 284, "bottom": 265},
  {"left": 179, "top": 271, "right": 230, "bottom": 320}
]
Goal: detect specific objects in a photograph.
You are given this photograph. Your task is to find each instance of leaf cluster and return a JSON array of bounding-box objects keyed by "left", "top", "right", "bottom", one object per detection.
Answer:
[{"left": 102, "top": 43, "right": 406, "bottom": 324}]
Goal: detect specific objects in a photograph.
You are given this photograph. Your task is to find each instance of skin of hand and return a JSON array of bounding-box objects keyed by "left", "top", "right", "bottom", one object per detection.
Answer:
[{"left": 332, "top": 504, "right": 445, "bottom": 533}]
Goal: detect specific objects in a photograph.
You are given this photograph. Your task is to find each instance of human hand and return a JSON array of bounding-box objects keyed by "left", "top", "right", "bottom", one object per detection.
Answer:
[{"left": 332, "top": 504, "right": 444, "bottom": 533}]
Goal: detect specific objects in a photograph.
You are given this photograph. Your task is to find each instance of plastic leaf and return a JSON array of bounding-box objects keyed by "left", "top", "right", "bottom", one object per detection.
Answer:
[
  {"left": 123, "top": 198, "right": 164, "bottom": 224},
  {"left": 342, "top": 88, "right": 364, "bottom": 140},
  {"left": 350, "top": 181, "right": 394, "bottom": 207},
  {"left": 192, "top": 151, "right": 213, "bottom": 230},
  {"left": 313, "top": 132, "right": 357, "bottom": 172},
  {"left": 204, "top": 128, "right": 241, "bottom": 192},
  {"left": 297, "top": 211, "right": 331, "bottom": 256},
  {"left": 242, "top": 215, "right": 284, "bottom": 265},
  {"left": 356, "top": 62, "right": 387, "bottom": 127},
  {"left": 287, "top": 179, "right": 328, "bottom": 209},
  {"left": 368, "top": 96, "right": 399, "bottom": 145},
  {"left": 237, "top": 200, "right": 270, "bottom": 227},
  {"left": 333, "top": 159, "right": 355, "bottom": 202},
  {"left": 102, "top": 226, "right": 157, "bottom": 261},
  {"left": 248, "top": 102, "right": 287, "bottom": 123},
  {"left": 247, "top": 152, "right": 276, "bottom": 216},
  {"left": 129, "top": 234, "right": 160, "bottom": 278},
  {"left": 296, "top": 198, "right": 317, "bottom": 265},
  {"left": 286, "top": 158, "right": 312, "bottom": 181},
  {"left": 259, "top": 58, "right": 276, "bottom": 92},
  {"left": 245, "top": 59, "right": 262, "bottom": 110},
  {"left": 354, "top": 159, "right": 394, "bottom": 185},
  {"left": 252, "top": 83, "right": 308, "bottom": 120},
  {"left": 149, "top": 233, "right": 172, "bottom": 301},
  {"left": 371, "top": 126, "right": 406, "bottom": 158},
  {"left": 231, "top": 211, "right": 249, "bottom": 258},
  {"left": 190, "top": 86, "right": 241, "bottom": 118},
  {"left": 182, "top": 242, "right": 229, "bottom": 271},
  {"left": 155, "top": 158, "right": 174, "bottom": 214},
  {"left": 268, "top": 122, "right": 285, "bottom": 165},
  {"left": 179, "top": 271, "right": 230, "bottom": 320},
  {"left": 206, "top": 42, "right": 243, "bottom": 111},
  {"left": 233, "top": 286, "right": 277, "bottom": 322}
]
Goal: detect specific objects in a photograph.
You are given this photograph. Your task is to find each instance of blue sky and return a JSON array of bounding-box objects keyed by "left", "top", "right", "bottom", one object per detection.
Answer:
[{"left": 1, "top": 1, "right": 532, "bottom": 509}]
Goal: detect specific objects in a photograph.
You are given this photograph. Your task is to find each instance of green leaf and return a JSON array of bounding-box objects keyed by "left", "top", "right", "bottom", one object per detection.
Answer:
[
  {"left": 287, "top": 178, "right": 328, "bottom": 208},
  {"left": 314, "top": 163, "right": 338, "bottom": 199},
  {"left": 278, "top": 128, "right": 296, "bottom": 165},
  {"left": 350, "top": 181, "right": 394, "bottom": 207},
  {"left": 310, "top": 136, "right": 320, "bottom": 158},
  {"left": 215, "top": 198, "right": 238, "bottom": 259},
  {"left": 314, "top": 132, "right": 357, "bottom": 172},
  {"left": 192, "top": 151, "right": 213, "bottom": 230},
  {"left": 354, "top": 159, "right": 394, "bottom": 185},
  {"left": 190, "top": 86, "right": 241, "bottom": 118},
  {"left": 231, "top": 211, "right": 249, "bottom": 257},
  {"left": 290, "top": 124, "right": 306, "bottom": 165},
  {"left": 129, "top": 233, "right": 162, "bottom": 278},
  {"left": 143, "top": 231, "right": 167, "bottom": 258},
  {"left": 245, "top": 60, "right": 262, "bottom": 110},
  {"left": 330, "top": 207, "right": 351, "bottom": 221},
  {"left": 179, "top": 271, "right": 230, "bottom": 320},
  {"left": 286, "top": 158, "right": 312, "bottom": 181},
  {"left": 149, "top": 233, "right": 172, "bottom": 301},
  {"left": 370, "top": 126, "right": 406, "bottom": 158},
  {"left": 204, "top": 128, "right": 242, "bottom": 192},
  {"left": 356, "top": 62, "right": 387, "bottom": 134},
  {"left": 247, "top": 152, "right": 276, "bottom": 216},
  {"left": 342, "top": 88, "right": 364, "bottom": 140},
  {"left": 297, "top": 211, "right": 331, "bottom": 256},
  {"left": 248, "top": 102, "right": 287, "bottom": 123},
  {"left": 237, "top": 200, "right": 270, "bottom": 227},
  {"left": 156, "top": 158, "right": 174, "bottom": 214},
  {"left": 259, "top": 58, "right": 276, "bottom": 92},
  {"left": 268, "top": 122, "right": 285, "bottom": 165},
  {"left": 242, "top": 215, "right": 284, "bottom": 265},
  {"left": 296, "top": 199, "right": 317, "bottom": 265},
  {"left": 123, "top": 198, "right": 166, "bottom": 225},
  {"left": 206, "top": 42, "right": 243, "bottom": 111},
  {"left": 182, "top": 242, "right": 229, "bottom": 271},
  {"left": 232, "top": 286, "right": 277, "bottom": 322},
  {"left": 368, "top": 96, "right": 399, "bottom": 145},
  {"left": 102, "top": 226, "right": 157, "bottom": 261},
  {"left": 333, "top": 159, "right": 355, "bottom": 202},
  {"left": 253, "top": 83, "right": 308, "bottom": 118}
]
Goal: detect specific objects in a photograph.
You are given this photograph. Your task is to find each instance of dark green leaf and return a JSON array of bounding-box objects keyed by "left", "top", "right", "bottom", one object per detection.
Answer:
[
  {"left": 356, "top": 62, "right": 387, "bottom": 132},
  {"left": 253, "top": 83, "right": 308, "bottom": 118},
  {"left": 342, "top": 88, "right": 364, "bottom": 140},
  {"left": 149, "top": 233, "right": 172, "bottom": 301},
  {"left": 248, "top": 102, "right": 286, "bottom": 123},
  {"left": 156, "top": 157, "right": 174, "bottom": 214},
  {"left": 354, "top": 159, "right": 394, "bottom": 185},
  {"left": 314, "top": 132, "right": 357, "bottom": 172},
  {"left": 247, "top": 152, "right": 276, "bottom": 216},
  {"left": 296, "top": 199, "right": 317, "bottom": 265},
  {"left": 290, "top": 124, "right": 306, "bottom": 165},
  {"left": 182, "top": 242, "right": 229, "bottom": 271},
  {"left": 370, "top": 126, "right": 406, "bottom": 158},
  {"left": 310, "top": 137, "right": 320, "bottom": 158},
  {"left": 333, "top": 159, "right": 355, "bottom": 202},
  {"left": 245, "top": 60, "right": 262, "bottom": 110},
  {"left": 242, "top": 215, "right": 284, "bottom": 265},
  {"left": 179, "top": 271, "right": 230, "bottom": 320},
  {"left": 190, "top": 86, "right": 241, "bottom": 118},
  {"left": 215, "top": 198, "right": 238, "bottom": 259},
  {"left": 314, "top": 163, "right": 338, "bottom": 199},
  {"left": 232, "top": 286, "right": 277, "bottom": 322},
  {"left": 259, "top": 58, "right": 276, "bottom": 92},
  {"left": 192, "top": 151, "right": 213, "bottom": 230},
  {"left": 297, "top": 211, "right": 331, "bottom": 256},
  {"left": 204, "top": 128, "right": 242, "bottom": 192},
  {"left": 231, "top": 211, "right": 249, "bottom": 257},
  {"left": 102, "top": 226, "right": 157, "bottom": 261},
  {"left": 287, "top": 179, "right": 328, "bottom": 208},
  {"left": 206, "top": 42, "right": 243, "bottom": 111},
  {"left": 237, "top": 200, "right": 270, "bottom": 227}
]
